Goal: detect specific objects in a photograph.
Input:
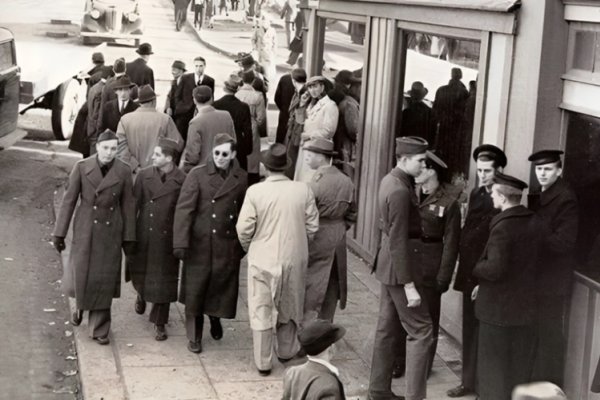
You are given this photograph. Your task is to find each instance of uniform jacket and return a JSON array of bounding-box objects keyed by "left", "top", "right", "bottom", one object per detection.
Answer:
[
  {"left": 306, "top": 165, "right": 356, "bottom": 314},
  {"left": 173, "top": 160, "right": 248, "bottom": 317},
  {"left": 127, "top": 166, "right": 186, "bottom": 304},
  {"left": 235, "top": 85, "right": 266, "bottom": 174},
  {"left": 412, "top": 184, "right": 461, "bottom": 287},
  {"left": 473, "top": 205, "right": 541, "bottom": 326},
  {"left": 213, "top": 94, "right": 253, "bottom": 171},
  {"left": 528, "top": 178, "right": 578, "bottom": 297},
  {"left": 454, "top": 186, "right": 499, "bottom": 292},
  {"left": 116, "top": 107, "right": 183, "bottom": 172},
  {"left": 87, "top": 80, "right": 106, "bottom": 141},
  {"left": 126, "top": 58, "right": 155, "bottom": 89},
  {"left": 283, "top": 361, "right": 346, "bottom": 400},
  {"left": 98, "top": 98, "right": 139, "bottom": 133},
  {"left": 236, "top": 175, "right": 319, "bottom": 330},
  {"left": 53, "top": 157, "right": 136, "bottom": 310},
  {"left": 182, "top": 106, "right": 236, "bottom": 172},
  {"left": 274, "top": 73, "right": 295, "bottom": 143},
  {"left": 375, "top": 168, "right": 422, "bottom": 286}
]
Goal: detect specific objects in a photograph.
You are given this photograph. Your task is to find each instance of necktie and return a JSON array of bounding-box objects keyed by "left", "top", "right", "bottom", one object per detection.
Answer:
[
  {"left": 197, "top": 80, "right": 202, "bottom": 86},
  {"left": 119, "top": 101, "right": 124, "bottom": 114}
]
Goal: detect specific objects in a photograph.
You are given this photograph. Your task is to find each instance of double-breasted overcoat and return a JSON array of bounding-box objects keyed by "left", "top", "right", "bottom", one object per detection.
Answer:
[
  {"left": 173, "top": 160, "right": 248, "bottom": 318},
  {"left": 53, "top": 157, "right": 136, "bottom": 310},
  {"left": 127, "top": 166, "right": 186, "bottom": 304}
]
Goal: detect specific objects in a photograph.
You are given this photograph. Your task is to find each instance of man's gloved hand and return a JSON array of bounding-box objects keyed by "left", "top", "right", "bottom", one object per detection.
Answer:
[
  {"left": 122, "top": 241, "right": 137, "bottom": 256},
  {"left": 436, "top": 280, "right": 450, "bottom": 294},
  {"left": 53, "top": 236, "right": 66, "bottom": 253},
  {"left": 404, "top": 282, "right": 421, "bottom": 308},
  {"left": 173, "top": 248, "right": 187, "bottom": 260}
]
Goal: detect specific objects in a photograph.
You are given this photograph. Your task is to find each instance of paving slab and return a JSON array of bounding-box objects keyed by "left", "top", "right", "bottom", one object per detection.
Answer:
[{"left": 122, "top": 365, "right": 216, "bottom": 400}]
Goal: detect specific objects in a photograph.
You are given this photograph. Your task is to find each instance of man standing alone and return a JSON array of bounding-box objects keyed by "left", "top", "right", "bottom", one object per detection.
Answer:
[
  {"left": 368, "top": 136, "right": 433, "bottom": 400},
  {"left": 236, "top": 143, "right": 319, "bottom": 375}
]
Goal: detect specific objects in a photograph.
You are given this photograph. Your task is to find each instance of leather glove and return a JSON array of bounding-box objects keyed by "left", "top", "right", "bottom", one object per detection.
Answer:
[
  {"left": 436, "top": 280, "right": 450, "bottom": 294},
  {"left": 404, "top": 282, "right": 421, "bottom": 308},
  {"left": 53, "top": 236, "right": 66, "bottom": 253},
  {"left": 173, "top": 248, "right": 187, "bottom": 260},
  {"left": 122, "top": 241, "right": 137, "bottom": 257}
]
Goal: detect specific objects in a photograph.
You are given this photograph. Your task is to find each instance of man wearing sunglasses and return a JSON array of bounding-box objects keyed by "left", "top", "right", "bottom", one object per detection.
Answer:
[{"left": 173, "top": 133, "right": 248, "bottom": 354}]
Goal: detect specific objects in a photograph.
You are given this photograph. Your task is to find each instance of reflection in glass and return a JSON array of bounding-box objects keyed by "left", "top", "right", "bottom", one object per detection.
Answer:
[{"left": 573, "top": 30, "right": 595, "bottom": 72}]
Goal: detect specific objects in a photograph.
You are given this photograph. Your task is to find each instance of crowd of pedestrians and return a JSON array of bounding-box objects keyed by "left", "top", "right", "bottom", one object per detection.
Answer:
[{"left": 59, "top": 41, "right": 578, "bottom": 400}]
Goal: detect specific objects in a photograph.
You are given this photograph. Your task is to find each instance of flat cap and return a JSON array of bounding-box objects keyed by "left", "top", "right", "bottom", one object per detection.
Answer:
[
  {"left": 193, "top": 85, "right": 213, "bottom": 103},
  {"left": 511, "top": 382, "right": 567, "bottom": 400},
  {"left": 528, "top": 149, "right": 563, "bottom": 165},
  {"left": 158, "top": 137, "right": 183, "bottom": 155},
  {"left": 97, "top": 129, "right": 117, "bottom": 143},
  {"left": 298, "top": 319, "right": 346, "bottom": 356},
  {"left": 473, "top": 144, "right": 507, "bottom": 168},
  {"left": 92, "top": 52, "right": 104, "bottom": 64},
  {"left": 395, "top": 136, "right": 428, "bottom": 156},
  {"left": 306, "top": 75, "right": 327, "bottom": 86},
  {"left": 493, "top": 172, "right": 528, "bottom": 191}
]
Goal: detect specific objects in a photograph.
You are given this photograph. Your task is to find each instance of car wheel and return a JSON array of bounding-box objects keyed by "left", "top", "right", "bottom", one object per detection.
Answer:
[{"left": 51, "top": 78, "right": 86, "bottom": 140}]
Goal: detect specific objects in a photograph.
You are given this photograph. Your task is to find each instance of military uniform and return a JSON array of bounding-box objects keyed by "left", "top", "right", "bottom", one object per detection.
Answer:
[{"left": 304, "top": 165, "right": 356, "bottom": 322}]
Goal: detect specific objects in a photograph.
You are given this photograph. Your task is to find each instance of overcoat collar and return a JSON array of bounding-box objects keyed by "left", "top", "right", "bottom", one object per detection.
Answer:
[
  {"left": 490, "top": 205, "right": 533, "bottom": 230},
  {"left": 144, "top": 167, "right": 185, "bottom": 199},
  {"left": 207, "top": 159, "right": 244, "bottom": 199},
  {"left": 540, "top": 177, "right": 568, "bottom": 206},
  {"left": 419, "top": 185, "right": 444, "bottom": 208},
  {"left": 83, "top": 156, "right": 122, "bottom": 194},
  {"left": 265, "top": 175, "right": 290, "bottom": 183},
  {"left": 196, "top": 105, "right": 216, "bottom": 115}
]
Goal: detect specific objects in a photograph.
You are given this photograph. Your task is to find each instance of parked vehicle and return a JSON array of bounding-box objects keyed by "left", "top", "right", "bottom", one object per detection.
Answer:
[
  {"left": 0, "top": 27, "right": 25, "bottom": 150},
  {"left": 80, "top": 0, "right": 143, "bottom": 46}
]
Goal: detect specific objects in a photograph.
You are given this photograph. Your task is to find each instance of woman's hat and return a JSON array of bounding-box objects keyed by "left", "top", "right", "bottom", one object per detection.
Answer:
[{"left": 260, "top": 143, "right": 291, "bottom": 171}]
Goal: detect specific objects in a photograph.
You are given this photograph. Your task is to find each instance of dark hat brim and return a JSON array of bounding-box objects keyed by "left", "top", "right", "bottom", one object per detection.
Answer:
[
  {"left": 302, "top": 324, "right": 346, "bottom": 356},
  {"left": 303, "top": 145, "right": 337, "bottom": 156},
  {"left": 473, "top": 144, "right": 507, "bottom": 168},
  {"left": 426, "top": 150, "right": 447, "bottom": 169},
  {"left": 260, "top": 149, "right": 292, "bottom": 171},
  {"left": 112, "top": 83, "right": 136, "bottom": 90},
  {"left": 136, "top": 49, "right": 154, "bottom": 55}
]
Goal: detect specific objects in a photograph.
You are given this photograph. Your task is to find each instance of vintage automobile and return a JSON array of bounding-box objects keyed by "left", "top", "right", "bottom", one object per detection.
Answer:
[
  {"left": 80, "top": 0, "right": 143, "bottom": 46},
  {"left": 0, "top": 27, "right": 25, "bottom": 150}
]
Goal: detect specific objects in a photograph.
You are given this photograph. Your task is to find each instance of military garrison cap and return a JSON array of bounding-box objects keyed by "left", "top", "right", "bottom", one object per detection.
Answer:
[
  {"left": 158, "top": 137, "right": 183, "bottom": 155},
  {"left": 493, "top": 172, "right": 528, "bottom": 191},
  {"left": 97, "top": 129, "right": 117, "bottom": 143},
  {"left": 528, "top": 149, "right": 563, "bottom": 165},
  {"left": 473, "top": 144, "right": 507, "bottom": 168},
  {"left": 395, "top": 136, "right": 428, "bottom": 157}
]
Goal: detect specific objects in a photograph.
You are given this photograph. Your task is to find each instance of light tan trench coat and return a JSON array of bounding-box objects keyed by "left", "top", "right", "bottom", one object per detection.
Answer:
[{"left": 236, "top": 175, "right": 319, "bottom": 331}]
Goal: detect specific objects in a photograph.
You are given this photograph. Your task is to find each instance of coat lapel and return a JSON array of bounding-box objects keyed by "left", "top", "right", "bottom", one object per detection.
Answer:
[
  {"left": 84, "top": 157, "right": 103, "bottom": 190},
  {"left": 96, "top": 161, "right": 122, "bottom": 194},
  {"left": 419, "top": 186, "right": 443, "bottom": 208},
  {"left": 151, "top": 168, "right": 186, "bottom": 199},
  {"left": 214, "top": 162, "right": 242, "bottom": 200}
]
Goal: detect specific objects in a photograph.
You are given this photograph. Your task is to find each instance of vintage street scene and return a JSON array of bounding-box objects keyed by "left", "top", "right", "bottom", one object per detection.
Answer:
[{"left": 1, "top": 0, "right": 599, "bottom": 399}]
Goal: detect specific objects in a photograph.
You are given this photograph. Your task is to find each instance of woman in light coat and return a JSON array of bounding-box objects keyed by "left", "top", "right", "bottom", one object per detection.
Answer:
[{"left": 294, "top": 76, "right": 339, "bottom": 182}]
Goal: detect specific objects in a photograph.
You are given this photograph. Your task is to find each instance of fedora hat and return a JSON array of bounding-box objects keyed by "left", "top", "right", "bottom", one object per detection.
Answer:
[
  {"left": 298, "top": 319, "right": 346, "bottom": 356},
  {"left": 171, "top": 60, "right": 186, "bottom": 71},
  {"left": 136, "top": 85, "right": 158, "bottom": 103},
  {"left": 408, "top": 81, "right": 428, "bottom": 98},
  {"left": 334, "top": 70, "right": 361, "bottom": 85},
  {"left": 136, "top": 42, "right": 154, "bottom": 55},
  {"left": 112, "top": 76, "right": 135, "bottom": 90},
  {"left": 260, "top": 143, "right": 291, "bottom": 171},
  {"left": 303, "top": 137, "right": 337, "bottom": 156}
]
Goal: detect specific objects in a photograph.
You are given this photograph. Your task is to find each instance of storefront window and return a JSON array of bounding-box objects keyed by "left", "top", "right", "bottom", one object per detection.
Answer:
[
  {"left": 564, "top": 112, "right": 600, "bottom": 265},
  {"left": 397, "top": 32, "right": 480, "bottom": 184}
]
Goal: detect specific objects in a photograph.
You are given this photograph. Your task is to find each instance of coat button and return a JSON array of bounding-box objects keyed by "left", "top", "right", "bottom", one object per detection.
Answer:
[
  {"left": 226, "top": 230, "right": 230, "bottom": 234},
  {"left": 93, "top": 206, "right": 97, "bottom": 210},
  {"left": 150, "top": 213, "right": 154, "bottom": 217},
  {"left": 149, "top": 227, "right": 153, "bottom": 231},
  {"left": 212, "top": 214, "right": 216, "bottom": 218},
  {"left": 93, "top": 220, "right": 98, "bottom": 224},
  {"left": 150, "top": 200, "right": 154, "bottom": 203},
  {"left": 212, "top": 229, "right": 216, "bottom": 233},
  {"left": 106, "top": 221, "right": 110, "bottom": 226},
  {"left": 163, "top": 230, "right": 167, "bottom": 234},
  {"left": 211, "top": 200, "right": 215, "bottom": 204},
  {"left": 110, "top": 207, "right": 114, "bottom": 211}
]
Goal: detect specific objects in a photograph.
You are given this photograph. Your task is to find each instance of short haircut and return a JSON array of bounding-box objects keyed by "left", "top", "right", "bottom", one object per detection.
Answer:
[
  {"left": 194, "top": 56, "right": 206, "bottom": 64},
  {"left": 495, "top": 184, "right": 522, "bottom": 204},
  {"left": 477, "top": 154, "right": 500, "bottom": 169},
  {"left": 242, "top": 70, "right": 255, "bottom": 84},
  {"left": 157, "top": 146, "right": 177, "bottom": 160}
]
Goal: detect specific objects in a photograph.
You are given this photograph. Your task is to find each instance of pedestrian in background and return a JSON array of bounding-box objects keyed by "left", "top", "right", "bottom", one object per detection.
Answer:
[
  {"left": 174, "top": 0, "right": 191, "bottom": 31},
  {"left": 330, "top": 70, "right": 360, "bottom": 180},
  {"left": 52, "top": 130, "right": 136, "bottom": 346},
  {"left": 95, "top": 58, "right": 129, "bottom": 138},
  {"left": 367, "top": 136, "right": 433, "bottom": 400},
  {"left": 191, "top": 0, "right": 205, "bottom": 29},
  {"left": 87, "top": 61, "right": 119, "bottom": 152},
  {"left": 98, "top": 76, "right": 138, "bottom": 134},
  {"left": 165, "top": 60, "right": 194, "bottom": 142},
  {"left": 127, "top": 138, "right": 185, "bottom": 341},
  {"left": 251, "top": 14, "right": 276, "bottom": 84},
  {"left": 282, "top": 319, "right": 347, "bottom": 400},
  {"left": 127, "top": 43, "right": 155, "bottom": 89},
  {"left": 282, "top": 68, "right": 307, "bottom": 179},
  {"left": 117, "top": 85, "right": 183, "bottom": 174},
  {"left": 274, "top": 68, "right": 298, "bottom": 144},
  {"left": 236, "top": 143, "right": 319, "bottom": 376},
  {"left": 174, "top": 133, "right": 248, "bottom": 353},
  {"left": 399, "top": 81, "right": 435, "bottom": 145}
]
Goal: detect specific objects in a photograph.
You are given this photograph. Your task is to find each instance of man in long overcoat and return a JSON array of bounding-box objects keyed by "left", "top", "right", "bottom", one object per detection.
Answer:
[
  {"left": 173, "top": 134, "right": 248, "bottom": 353},
  {"left": 97, "top": 76, "right": 138, "bottom": 134},
  {"left": 165, "top": 60, "right": 193, "bottom": 142},
  {"left": 126, "top": 43, "right": 155, "bottom": 89},
  {"left": 283, "top": 69, "right": 307, "bottom": 179},
  {"left": 52, "top": 130, "right": 136, "bottom": 345},
  {"left": 274, "top": 70, "right": 296, "bottom": 144},
  {"left": 87, "top": 65, "right": 116, "bottom": 151},
  {"left": 527, "top": 150, "right": 579, "bottom": 387},
  {"left": 127, "top": 138, "right": 185, "bottom": 341},
  {"left": 302, "top": 138, "right": 356, "bottom": 323},
  {"left": 236, "top": 143, "right": 319, "bottom": 375},
  {"left": 447, "top": 144, "right": 507, "bottom": 398},
  {"left": 472, "top": 173, "right": 541, "bottom": 400}
]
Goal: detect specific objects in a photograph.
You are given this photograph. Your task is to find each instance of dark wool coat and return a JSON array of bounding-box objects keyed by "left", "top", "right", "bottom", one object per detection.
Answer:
[
  {"left": 98, "top": 98, "right": 139, "bottom": 133},
  {"left": 528, "top": 178, "right": 578, "bottom": 297},
  {"left": 454, "top": 186, "right": 499, "bottom": 292},
  {"left": 400, "top": 100, "right": 436, "bottom": 145},
  {"left": 171, "top": 73, "right": 197, "bottom": 141},
  {"left": 126, "top": 58, "right": 155, "bottom": 89},
  {"left": 274, "top": 73, "right": 295, "bottom": 144},
  {"left": 173, "top": 160, "right": 248, "bottom": 318},
  {"left": 473, "top": 205, "right": 541, "bottom": 326},
  {"left": 68, "top": 102, "right": 90, "bottom": 157},
  {"left": 53, "top": 157, "right": 136, "bottom": 310},
  {"left": 283, "top": 361, "right": 346, "bottom": 400},
  {"left": 375, "top": 168, "right": 423, "bottom": 286},
  {"left": 127, "top": 166, "right": 186, "bottom": 304},
  {"left": 213, "top": 94, "right": 253, "bottom": 170}
]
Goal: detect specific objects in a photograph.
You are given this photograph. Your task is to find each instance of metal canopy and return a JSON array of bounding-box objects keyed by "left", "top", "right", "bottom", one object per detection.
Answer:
[{"left": 323, "top": 0, "right": 521, "bottom": 13}]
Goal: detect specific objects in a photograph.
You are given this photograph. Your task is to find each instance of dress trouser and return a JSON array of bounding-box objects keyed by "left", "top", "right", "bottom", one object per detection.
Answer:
[
  {"left": 368, "top": 283, "right": 433, "bottom": 400},
  {"left": 149, "top": 303, "right": 170, "bottom": 326},
  {"left": 461, "top": 291, "right": 479, "bottom": 391},
  {"left": 185, "top": 309, "right": 204, "bottom": 343},
  {"left": 477, "top": 322, "right": 535, "bottom": 400},
  {"left": 252, "top": 321, "right": 300, "bottom": 371},
  {"left": 319, "top": 265, "right": 340, "bottom": 322},
  {"left": 396, "top": 285, "right": 440, "bottom": 373},
  {"left": 193, "top": 4, "right": 204, "bottom": 28},
  {"left": 89, "top": 308, "right": 111, "bottom": 339},
  {"left": 531, "top": 295, "right": 569, "bottom": 387}
]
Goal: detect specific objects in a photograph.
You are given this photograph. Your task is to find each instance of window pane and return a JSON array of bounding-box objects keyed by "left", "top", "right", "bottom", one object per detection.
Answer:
[
  {"left": 0, "top": 41, "right": 15, "bottom": 70},
  {"left": 573, "top": 30, "right": 595, "bottom": 71}
]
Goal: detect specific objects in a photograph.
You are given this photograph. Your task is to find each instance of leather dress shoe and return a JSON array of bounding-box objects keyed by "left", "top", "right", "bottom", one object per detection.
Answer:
[
  {"left": 71, "top": 310, "right": 83, "bottom": 327},
  {"left": 187, "top": 340, "right": 202, "bottom": 353},
  {"left": 258, "top": 369, "right": 271, "bottom": 376},
  {"left": 154, "top": 325, "right": 167, "bottom": 341},
  {"left": 447, "top": 385, "right": 474, "bottom": 398},
  {"left": 392, "top": 363, "right": 405, "bottom": 378},
  {"left": 93, "top": 336, "right": 110, "bottom": 345},
  {"left": 209, "top": 316, "right": 223, "bottom": 340},
  {"left": 134, "top": 295, "right": 146, "bottom": 315}
]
